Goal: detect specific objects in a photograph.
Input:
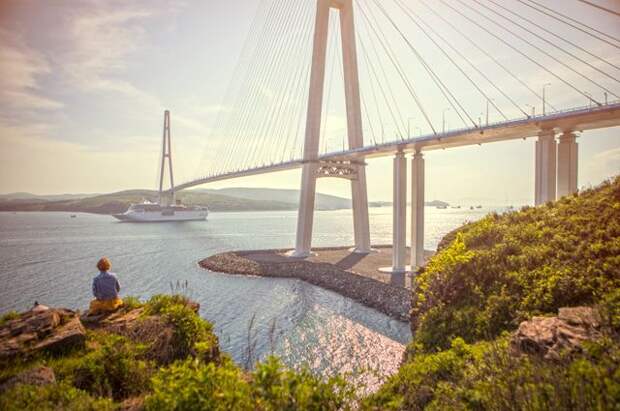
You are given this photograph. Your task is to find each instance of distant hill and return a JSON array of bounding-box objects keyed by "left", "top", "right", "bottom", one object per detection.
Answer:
[
  {"left": 0, "top": 188, "right": 450, "bottom": 214},
  {"left": 0, "top": 192, "right": 97, "bottom": 201},
  {"left": 199, "top": 187, "right": 352, "bottom": 210},
  {"left": 0, "top": 190, "right": 297, "bottom": 214}
]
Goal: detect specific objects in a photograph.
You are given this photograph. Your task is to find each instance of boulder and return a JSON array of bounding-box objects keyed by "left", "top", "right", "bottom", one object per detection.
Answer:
[
  {"left": 0, "top": 307, "right": 86, "bottom": 360},
  {"left": 511, "top": 306, "right": 602, "bottom": 360},
  {"left": 0, "top": 366, "right": 55, "bottom": 393}
]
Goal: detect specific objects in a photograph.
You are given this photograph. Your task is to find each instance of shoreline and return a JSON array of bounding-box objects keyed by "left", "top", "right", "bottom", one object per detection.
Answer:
[{"left": 199, "top": 246, "right": 421, "bottom": 322}]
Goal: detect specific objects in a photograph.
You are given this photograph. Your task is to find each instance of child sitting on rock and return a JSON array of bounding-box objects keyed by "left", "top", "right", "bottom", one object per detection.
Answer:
[{"left": 89, "top": 257, "right": 123, "bottom": 315}]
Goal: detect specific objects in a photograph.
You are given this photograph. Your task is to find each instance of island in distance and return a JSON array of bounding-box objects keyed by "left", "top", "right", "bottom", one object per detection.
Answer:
[{"left": 0, "top": 188, "right": 451, "bottom": 215}]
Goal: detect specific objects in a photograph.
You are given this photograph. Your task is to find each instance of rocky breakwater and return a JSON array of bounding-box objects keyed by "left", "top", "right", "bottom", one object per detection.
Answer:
[{"left": 200, "top": 249, "right": 411, "bottom": 321}]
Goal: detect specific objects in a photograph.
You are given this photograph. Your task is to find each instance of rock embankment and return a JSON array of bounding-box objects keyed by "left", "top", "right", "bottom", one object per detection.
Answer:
[{"left": 200, "top": 250, "right": 411, "bottom": 321}]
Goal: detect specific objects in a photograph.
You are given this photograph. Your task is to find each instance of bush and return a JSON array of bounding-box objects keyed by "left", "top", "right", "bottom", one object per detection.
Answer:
[
  {"left": 145, "top": 358, "right": 254, "bottom": 410},
  {"left": 363, "top": 336, "right": 620, "bottom": 411},
  {"left": 145, "top": 356, "right": 356, "bottom": 411},
  {"left": 144, "top": 294, "right": 219, "bottom": 362},
  {"left": 0, "top": 310, "right": 19, "bottom": 327},
  {"left": 411, "top": 177, "right": 620, "bottom": 351},
  {"left": 51, "top": 332, "right": 152, "bottom": 400},
  {"left": 252, "top": 356, "right": 355, "bottom": 410},
  {"left": 0, "top": 382, "right": 114, "bottom": 411}
]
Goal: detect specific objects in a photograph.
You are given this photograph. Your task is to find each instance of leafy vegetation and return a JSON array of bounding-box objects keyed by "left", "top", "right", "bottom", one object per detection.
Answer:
[
  {"left": 0, "top": 310, "right": 19, "bottom": 327},
  {"left": 363, "top": 334, "right": 620, "bottom": 410},
  {"left": 0, "top": 382, "right": 115, "bottom": 411},
  {"left": 363, "top": 177, "right": 620, "bottom": 409},
  {"left": 145, "top": 356, "right": 355, "bottom": 411},
  {"left": 413, "top": 177, "right": 620, "bottom": 351}
]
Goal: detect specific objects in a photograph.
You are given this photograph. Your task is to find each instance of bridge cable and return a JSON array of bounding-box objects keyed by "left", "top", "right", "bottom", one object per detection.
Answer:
[
  {"left": 576, "top": 0, "right": 620, "bottom": 17},
  {"left": 369, "top": 0, "right": 476, "bottom": 128},
  {"left": 416, "top": 0, "right": 558, "bottom": 113},
  {"left": 488, "top": 0, "right": 620, "bottom": 73},
  {"left": 360, "top": 0, "right": 454, "bottom": 132},
  {"left": 518, "top": 0, "right": 620, "bottom": 49},
  {"left": 235, "top": 0, "right": 298, "bottom": 170},
  {"left": 361, "top": 0, "right": 456, "bottom": 132},
  {"left": 216, "top": 0, "right": 288, "bottom": 175},
  {"left": 474, "top": 0, "right": 620, "bottom": 88},
  {"left": 281, "top": 26, "right": 314, "bottom": 162},
  {"left": 227, "top": 0, "right": 297, "bottom": 172},
  {"left": 197, "top": 0, "right": 271, "bottom": 178},
  {"left": 249, "top": 0, "right": 312, "bottom": 167},
  {"left": 357, "top": 36, "right": 385, "bottom": 145},
  {"left": 360, "top": 3, "right": 426, "bottom": 139},
  {"left": 279, "top": 10, "right": 315, "bottom": 162},
  {"left": 395, "top": 0, "right": 513, "bottom": 121},
  {"left": 356, "top": 11, "right": 408, "bottom": 140},
  {"left": 443, "top": 0, "right": 605, "bottom": 106}
]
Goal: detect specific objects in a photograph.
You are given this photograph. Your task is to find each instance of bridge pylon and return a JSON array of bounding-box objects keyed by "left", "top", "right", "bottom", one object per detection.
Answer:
[
  {"left": 158, "top": 110, "right": 175, "bottom": 207},
  {"left": 292, "top": 0, "right": 371, "bottom": 257}
]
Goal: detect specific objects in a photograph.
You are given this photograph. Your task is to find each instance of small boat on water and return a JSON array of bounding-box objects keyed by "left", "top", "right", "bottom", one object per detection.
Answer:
[
  {"left": 476, "top": 205, "right": 482, "bottom": 209},
  {"left": 70, "top": 214, "right": 77, "bottom": 218},
  {"left": 113, "top": 200, "right": 208, "bottom": 222},
  {"left": 436, "top": 205, "right": 448, "bottom": 209}
]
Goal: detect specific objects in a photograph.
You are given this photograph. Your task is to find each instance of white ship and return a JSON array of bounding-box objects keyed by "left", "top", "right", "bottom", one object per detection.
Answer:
[{"left": 113, "top": 200, "right": 208, "bottom": 222}]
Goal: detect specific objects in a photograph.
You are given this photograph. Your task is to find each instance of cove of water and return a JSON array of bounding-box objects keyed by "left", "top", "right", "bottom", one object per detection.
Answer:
[{"left": 0, "top": 206, "right": 498, "bottom": 389}]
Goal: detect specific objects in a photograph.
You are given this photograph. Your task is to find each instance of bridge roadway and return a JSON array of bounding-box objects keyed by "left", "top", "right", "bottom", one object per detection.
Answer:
[{"left": 172, "top": 101, "right": 620, "bottom": 192}]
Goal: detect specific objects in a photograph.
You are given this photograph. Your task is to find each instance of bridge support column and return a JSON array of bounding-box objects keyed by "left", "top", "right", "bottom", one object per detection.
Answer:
[
  {"left": 293, "top": 0, "right": 371, "bottom": 256},
  {"left": 392, "top": 152, "right": 407, "bottom": 272},
  {"left": 535, "top": 130, "right": 557, "bottom": 205},
  {"left": 557, "top": 131, "right": 578, "bottom": 198},
  {"left": 410, "top": 150, "right": 425, "bottom": 269}
]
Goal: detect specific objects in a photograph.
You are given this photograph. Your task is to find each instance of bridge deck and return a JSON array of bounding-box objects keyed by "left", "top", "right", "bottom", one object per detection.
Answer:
[{"left": 172, "top": 101, "right": 620, "bottom": 192}]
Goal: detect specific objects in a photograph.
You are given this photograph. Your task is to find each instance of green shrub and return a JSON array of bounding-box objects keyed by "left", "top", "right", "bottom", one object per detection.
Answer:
[
  {"left": 0, "top": 382, "right": 114, "bottom": 411},
  {"left": 0, "top": 310, "right": 19, "bottom": 327},
  {"left": 412, "top": 177, "right": 620, "bottom": 351},
  {"left": 51, "top": 332, "right": 152, "bottom": 400},
  {"left": 145, "top": 358, "right": 253, "bottom": 410},
  {"left": 121, "top": 295, "right": 143, "bottom": 311},
  {"left": 364, "top": 336, "right": 620, "bottom": 411},
  {"left": 145, "top": 356, "right": 355, "bottom": 411},
  {"left": 252, "top": 356, "right": 355, "bottom": 410},
  {"left": 144, "top": 294, "right": 219, "bottom": 362}
]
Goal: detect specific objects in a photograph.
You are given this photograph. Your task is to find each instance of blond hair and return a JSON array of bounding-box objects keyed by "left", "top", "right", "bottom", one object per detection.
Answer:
[{"left": 97, "top": 257, "right": 111, "bottom": 272}]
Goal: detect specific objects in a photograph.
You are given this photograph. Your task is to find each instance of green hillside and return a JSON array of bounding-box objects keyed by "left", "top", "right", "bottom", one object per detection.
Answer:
[
  {"left": 0, "top": 190, "right": 297, "bottom": 214},
  {"left": 364, "top": 176, "right": 620, "bottom": 410}
]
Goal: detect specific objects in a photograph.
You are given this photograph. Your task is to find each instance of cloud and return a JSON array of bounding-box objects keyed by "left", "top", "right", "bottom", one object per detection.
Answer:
[{"left": 0, "top": 30, "right": 63, "bottom": 111}]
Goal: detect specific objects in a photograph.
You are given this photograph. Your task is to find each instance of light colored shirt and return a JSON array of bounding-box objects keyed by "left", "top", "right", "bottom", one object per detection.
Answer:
[{"left": 92, "top": 271, "right": 121, "bottom": 300}]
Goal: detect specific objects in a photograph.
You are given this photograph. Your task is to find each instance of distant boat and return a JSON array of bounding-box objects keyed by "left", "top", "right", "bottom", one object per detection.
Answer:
[
  {"left": 436, "top": 205, "right": 448, "bottom": 209},
  {"left": 70, "top": 214, "right": 77, "bottom": 218},
  {"left": 451, "top": 205, "right": 461, "bottom": 209},
  {"left": 113, "top": 200, "right": 208, "bottom": 222},
  {"left": 476, "top": 205, "right": 482, "bottom": 209},
  {"left": 470, "top": 206, "right": 474, "bottom": 210}
]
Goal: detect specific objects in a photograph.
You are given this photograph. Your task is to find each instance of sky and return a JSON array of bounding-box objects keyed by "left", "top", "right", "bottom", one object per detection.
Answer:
[{"left": 0, "top": 0, "right": 618, "bottom": 204}]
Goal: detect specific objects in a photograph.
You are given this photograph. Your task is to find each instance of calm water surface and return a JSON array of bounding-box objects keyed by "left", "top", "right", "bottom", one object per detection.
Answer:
[{"left": 0, "top": 206, "right": 499, "bottom": 389}]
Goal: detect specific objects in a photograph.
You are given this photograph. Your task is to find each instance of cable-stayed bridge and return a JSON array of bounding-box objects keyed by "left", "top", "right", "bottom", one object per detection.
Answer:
[{"left": 158, "top": 0, "right": 620, "bottom": 273}]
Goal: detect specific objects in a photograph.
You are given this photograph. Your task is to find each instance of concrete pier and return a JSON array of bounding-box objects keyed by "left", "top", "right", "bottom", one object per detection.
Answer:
[
  {"left": 535, "top": 130, "right": 557, "bottom": 205},
  {"left": 557, "top": 131, "right": 578, "bottom": 198}
]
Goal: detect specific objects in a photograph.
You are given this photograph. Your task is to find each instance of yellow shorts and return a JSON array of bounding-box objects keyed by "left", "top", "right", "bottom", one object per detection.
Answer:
[{"left": 89, "top": 297, "right": 123, "bottom": 314}]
